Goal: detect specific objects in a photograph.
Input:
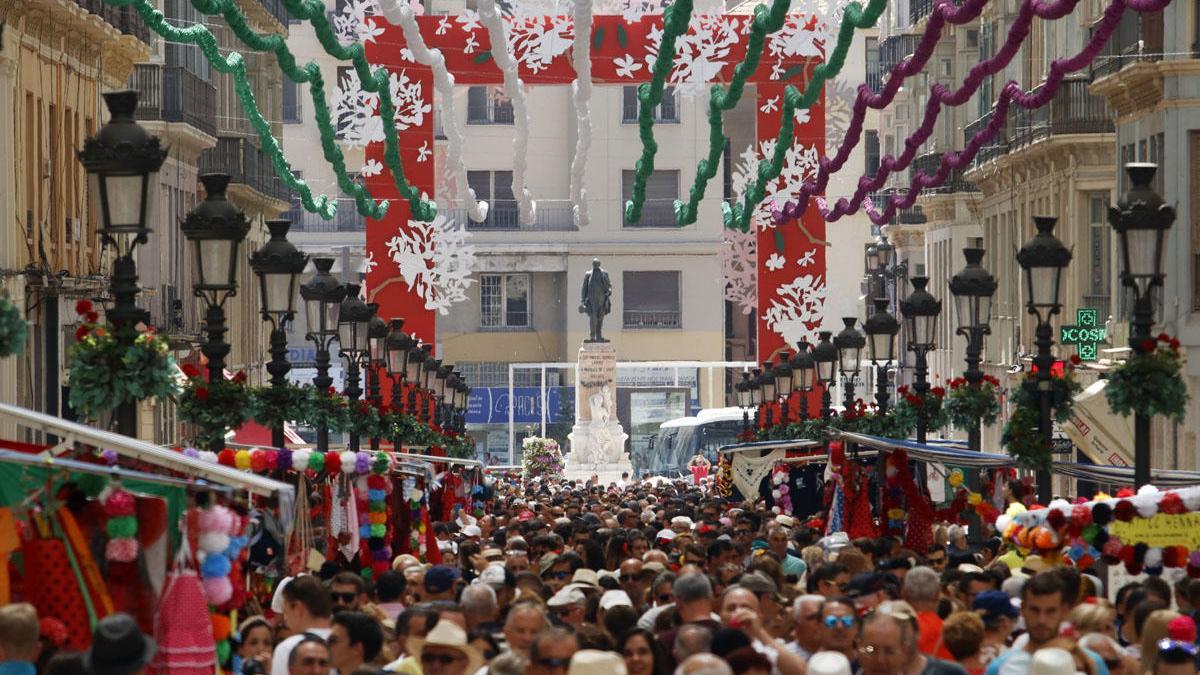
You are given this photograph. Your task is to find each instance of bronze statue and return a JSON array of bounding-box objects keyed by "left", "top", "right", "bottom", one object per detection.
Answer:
[{"left": 578, "top": 258, "right": 611, "bottom": 342}]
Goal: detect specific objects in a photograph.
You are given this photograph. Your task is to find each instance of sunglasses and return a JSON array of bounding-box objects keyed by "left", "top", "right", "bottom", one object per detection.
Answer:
[
  {"left": 657, "top": 594, "right": 673, "bottom": 603},
  {"left": 331, "top": 592, "right": 357, "bottom": 604},
  {"left": 1158, "top": 639, "right": 1200, "bottom": 657},
  {"left": 547, "top": 571, "right": 571, "bottom": 580},
  {"left": 824, "top": 615, "right": 856, "bottom": 629},
  {"left": 421, "top": 653, "right": 467, "bottom": 666}
]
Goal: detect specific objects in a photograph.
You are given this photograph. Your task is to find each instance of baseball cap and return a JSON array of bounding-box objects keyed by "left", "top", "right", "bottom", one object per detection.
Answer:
[
  {"left": 599, "top": 590, "right": 633, "bottom": 611},
  {"left": 844, "top": 572, "right": 891, "bottom": 599},
  {"left": 538, "top": 552, "right": 561, "bottom": 576},
  {"left": 461, "top": 525, "right": 482, "bottom": 538},
  {"left": 424, "top": 565, "right": 461, "bottom": 594},
  {"left": 476, "top": 564, "right": 507, "bottom": 589},
  {"left": 973, "top": 590, "right": 1020, "bottom": 620},
  {"left": 656, "top": 529, "right": 676, "bottom": 542},
  {"left": 547, "top": 587, "right": 586, "bottom": 607}
]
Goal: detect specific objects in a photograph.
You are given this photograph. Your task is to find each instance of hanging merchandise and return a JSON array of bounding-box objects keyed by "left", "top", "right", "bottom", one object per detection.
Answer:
[
  {"left": 152, "top": 532, "right": 216, "bottom": 675},
  {"left": 0, "top": 292, "right": 27, "bottom": 359},
  {"left": 729, "top": 449, "right": 786, "bottom": 499},
  {"left": 715, "top": 454, "right": 733, "bottom": 498},
  {"left": 771, "top": 464, "right": 792, "bottom": 515},
  {"left": 102, "top": 485, "right": 139, "bottom": 563},
  {"left": 24, "top": 511, "right": 99, "bottom": 651},
  {"left": 195, "top": 505, "right": 246, "bottom": 608}
]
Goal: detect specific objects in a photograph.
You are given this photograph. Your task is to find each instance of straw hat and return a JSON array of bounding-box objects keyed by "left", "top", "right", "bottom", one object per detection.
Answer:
[
  {"left": 1029, "top": 647, "right": 1078, "bottom": 675},
  {"left": 569, "top": 649, "right": 628, "bottom": 675},
  {"left": 808, "top": 652, "right": 852, "bottom": 675},
  {"left": 406, "top": 621, "right": 483, "bottom": 675}
]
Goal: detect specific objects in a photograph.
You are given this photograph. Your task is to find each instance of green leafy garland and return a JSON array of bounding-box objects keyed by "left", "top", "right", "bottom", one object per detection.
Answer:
[
  {"left": 943, "top": 376, "right": 1002, "bottom": 431},
  {"left": 0, "top": 293, "right": 27, "bottom": 358},
  {"left": 892, "top": 385, "right": 949, "bottom": 434},
  {"left": 1001, "top": 363, "right": 1080, "bottom": 470},
  {"left": 1105, "top": 333, "right": 1190, "bottom": 422},
  {"left": 249, "top": 381, "right": 309, "bottom": 431},
  {"left": 384, "top": 411, "right": 440, "bottom": 447},
  {"left": 442, "top": 433, "right": 477, "bottom": 460},
  {"left": 67, "top": 300, "right": 180, "bottom": 422},
  {"left": 177, "top": 367, "right": 252, "bottom": 448}
]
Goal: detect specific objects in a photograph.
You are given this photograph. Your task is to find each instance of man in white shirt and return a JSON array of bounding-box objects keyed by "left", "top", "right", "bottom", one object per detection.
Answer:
[{"left": 271, "top": 576, "right": 334, "bottom": 675}]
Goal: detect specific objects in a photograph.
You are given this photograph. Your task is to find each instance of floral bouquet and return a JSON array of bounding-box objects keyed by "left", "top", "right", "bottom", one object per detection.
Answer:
[
  {"left": 178, "top": 366, "right": 252, "bottom": 449},
  {"left": 943, "top": 375, "right": 1002, "bottom": 431},
  {"left": 1105, "top": 333, "right": 1189, "bottom": 422},
  {"left": 521, "top": 436, "right": 563, "bottom": 484}
]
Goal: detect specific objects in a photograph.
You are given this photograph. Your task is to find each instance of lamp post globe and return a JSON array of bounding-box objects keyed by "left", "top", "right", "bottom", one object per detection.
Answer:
[
  {"left": 1017, "top": 216, "right": 1072, "bottom": 503},
  {"left": 772, "top": 355, "right": 794, "bottom": 425},
  {"left": 863, "top": 298, "right": 899, "bottom": 412},
  {"left": 813, "top": 330, "right": 838, "bottom": 416},
  {"left": 337, "top": 288, "right": 375, "bottom": 451},
  {"left": 790, "top": 342, "right": 816, "bottom": 420},
  {"left": 834, "top": 318, "right": 866, "bottom": 410},
  {"left": 736, "top": 371, "right": 753, "bottom": 436},
  {"left": 900, "top": 277, "right": 942, "bottom": 443},
  {"left": 298, "top": 257, "right": 346, "bottom": 452},
  {"left": 949, "top": 247, "right": 997, "bottom": 453}
]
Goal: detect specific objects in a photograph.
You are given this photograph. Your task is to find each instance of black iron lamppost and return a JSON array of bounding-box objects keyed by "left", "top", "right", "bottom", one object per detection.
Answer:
[
  {"left": 758, "top": 362, "right": 778, "bottom": 427},
  {"left": 457, "top": 380, "right": 472, "bottom": 433},
  {"left": 1017, "top": 216, "right": 1073, "bottom": 503},
  {"left": 900, "top": 277, "right": 941, "bottom": 444},
  {"left": 434, "top": 363, "right": 452, "bottom": 427},
  {"left": 406, "top": 341, "right": 428, "bottom": 416},
  {"left": 790, "top": 342, "right": 816, "bottom": 421},
  {"left": 864, "top": 299, "right": 900, "bottom": 413},
  {"left": 384, "top": 319, "right": 412, "bottom": 412},
  {"left": 337, "top": 287, "right": 374, "bottom": 451},
  {"left": 300, "top": 258, "right": 346, "bottom": 452},
  {"left": 813, "top": 331, "right": 838, "bottom": 417},
  {"left": 949, "top": 248, "right": 998, "bottom": 452},
  {"left": 365, "top": 311, "right": 389, "bottom": 450},
  {"left": 772, "top": 355, "right": 794, "bottom": 425},
  {"left": 78, "top": 90, "right": 167, "bottom": 436},
  {"left": 1109, "top": 163, "right": 1175, "bottom": 489},
  {"left": 834, "top": 318, "right": 866, "bottom": 411},
  {"left": 181, "top": 174, "right": 251, "bottom": 455},
  {"left": 421, "top": 357, "right": 442, "bottom": 424},
  {"left": 749, "top": 369, "right": 764, "bottom": 429},
  {"left": 736, "top": 371, "right": 753, "bottom": 436},
  {"left": 249, "top": 219, "right": 308, "bottom": 448}
]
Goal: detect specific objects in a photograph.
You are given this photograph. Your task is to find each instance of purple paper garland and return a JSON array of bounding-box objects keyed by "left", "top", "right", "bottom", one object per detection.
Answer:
[{"left": 772, "top": 0, "right": 1170, "bottom": 226}]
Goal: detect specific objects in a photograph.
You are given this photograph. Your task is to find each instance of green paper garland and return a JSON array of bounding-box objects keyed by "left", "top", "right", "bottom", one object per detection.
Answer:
[
  {"left": 674, "top": 0, "right": 793, "bottom": 226},
  {"left": 622, "top": 0, "right": 695, "bottom": 225},
  {"left": 724, "top": 0, "right": 887, "bottom": 232}
]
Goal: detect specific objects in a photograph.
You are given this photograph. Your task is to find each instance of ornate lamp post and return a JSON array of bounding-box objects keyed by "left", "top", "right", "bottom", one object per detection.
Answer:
[
  {"left": 365, "top": 311, "right": 389, "bottom": 450},
  {"left": 422, "top": 357, "right": 442, "bottom": 424},
  {"left": 181, "top": 174, "right": 251, "bottom": 455},
  {"left": 78, "top": 90, "right": 167, "bottom": 436},
  {"left": 1017, "top": 216, "right": 1073, "bottom": 503},
  {"left": 337, "top": 287, "right": 374, "bottom": 451},
  {"left": 900, "top": 277, "right": 942, "bottom": 443},
  {"left": 736, "top": 371, "right": 753, "bottom": 436},
  {"left": 790, "top": 342, "right": 816, "bottom": 421},
  {"left": 813, "top": 331, "right": 838, "bottom": 417},
  {"left": 863, "top": 299, "right": 900, "bottom": 412},
  {"left": 834, "top": 318, "right": 866, "bottom": 411},
  {"left": 771, "top": 354, "right": 794, "bottom": 424},
  {"left": 299, "top": 258, "right": 346, "bottom": 452},
  {"left": 1109, "top": 163, "right": 1175, "bottom": 489},
  {"left": 758, "top": 362, "right": 778, "bottom": 427},
  {"left": 384, "top": 319, "right": 412, "bottom": 412},
  {"left": 434, "top": 363, "right": 452, "bottom": 427},
  {"left": 406, "top": 342, "right": 428, "bottom": 415},
  {"left": 249, "top": 219, "right": 308, "bottom": 448},
  {"left": 949, "top": 248, "right": 997, "bottom": 452}
]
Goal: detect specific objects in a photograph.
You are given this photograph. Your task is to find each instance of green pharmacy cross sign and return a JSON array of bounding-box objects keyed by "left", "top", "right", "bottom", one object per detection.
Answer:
[{"left": 1060, "top": 308, "right": 1106, "bottom": 361}]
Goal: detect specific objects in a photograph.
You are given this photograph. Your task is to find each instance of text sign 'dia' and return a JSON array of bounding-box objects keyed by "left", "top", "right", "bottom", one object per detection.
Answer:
[{"left": 1059, "top": 308, "right": 1106, "bottom": 361}]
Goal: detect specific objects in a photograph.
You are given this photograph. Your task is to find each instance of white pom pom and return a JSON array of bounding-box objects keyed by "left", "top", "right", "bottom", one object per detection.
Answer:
[
  {"left": 1182, "top": 489, "right": 1200, "bottom": 513},
  {"left": 199, "top": 451, "right": 218, "bottom": 464},
  {"left": 1138, "top": 484, "right": 1160, "bottom": 496},
  {"left": 772, "top": 489, "right": 782, "bottom": 499},
  {"left": 340, "top": 451, "right": 358, "bottom": 473},
  {"left": 1145, "top": 547, "right": 1163, "bottom": 569},
  {"left": 995, "top": 515, "right": 1011, "bottom": 534},
  {"left": 1048, "top": 499, "right": 1071, "bottom": 512},
  {"left": 292, "top": 449, "right": 311, "bottom": 471},
  {"left": 1136, "top": 496, "right": 1159, "bottom": 519},
  {"left": 199, "top": 532, "right": 230, "bottom": 554}
]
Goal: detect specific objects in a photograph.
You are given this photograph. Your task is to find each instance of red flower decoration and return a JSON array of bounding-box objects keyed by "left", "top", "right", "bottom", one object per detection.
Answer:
[
  {"left": 1069, "top": 354, "right": 1081, "bottom": 365},
  {"left": 95, "top": 328, "right": 106, "bottom": 337},
  {"left": 1140, "top": 338, "right": 1157, "bottom": 353},
  {"left": 85, "top": 311, "right": 99, "bottom": 324},
  {"left": 897, "top": 385, "right": 910, "bottom": 395},
  {"left": 217, "top": 449, "right": 237, "bottom": 467},
  {"left": 1113, "top": 500, "right": 1137, "bottom": 522},
  {"left": 1158, "top": 333, "right": 1171, "bottom": 342},
  {"left": 1170, "top": 338, "right": 1181, "bottom": 350},
  {"left": 1046, "top": 508, "right": 1066, "bottom": 531},
  {"left": 195, "top": 387, "right": 209, "bottom": 402},
  {"left": 250, "top": 451, "right": 270, "bottom": 473},
  {"left": 367, "top": 475, "right": 387, "bottom": 490},
  {"left": 1160, "top": 492, "right": 1187, "bottom": 515},
  {"left": 181, "top": 363, "right": 200, "bottom": 379},
  {"left": 74, "top": 299, "right": 93, "bottom": 315},
  {"left": 931, "top": 386, "right": 946, "bottom": 398},
  {"left": 1116, "top": 488, "right": 1135, "bottom": 498},
  {"left": 74, "top": 326, "right": 89, "bottom": 343},
  {"left": 39, "top": 617, "right": 69, "bottom": 647},
  {"left": 232, "top": 371, "right": 248, "bottom": 384}
]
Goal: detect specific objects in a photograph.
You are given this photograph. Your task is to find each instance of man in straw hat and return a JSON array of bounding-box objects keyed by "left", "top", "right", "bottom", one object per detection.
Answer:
[{"left": 404, "top": 620, "right": 483, "bottom": 675}]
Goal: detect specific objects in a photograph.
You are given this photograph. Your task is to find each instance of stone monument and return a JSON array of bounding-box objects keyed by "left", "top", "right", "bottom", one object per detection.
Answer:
[{"left": 566, "top": 259, "right": 632, "bottom": 481}]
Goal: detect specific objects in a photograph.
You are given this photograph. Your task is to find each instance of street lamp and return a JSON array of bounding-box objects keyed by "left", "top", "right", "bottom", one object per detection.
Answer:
[
  {"left": 249, "top": 219, "right": 308, "bottom": 448},
  {"left": 813, "top": 331, "right": 838, "bottom": 416},
  {"left": 182, "top": 173, "right": 251, "bottom": 384},
  {"left": 790, "top": 341, "right": 816, "bottom": 420},
  {"left": 406, "top": 341, "right": 428, "bottom": 416},
  {"left": 337, "top": 287, "right": 374, "bottom": 451},
  {"left": 863, "top": 298, "right": 899, "bottom": 412},
  {"left": 1109, "top": 163, "right": 1175, "bottom": 489},
  {"left": 384, "top": 319, "right": 412, "bottom": 413},
  {"left": 365, "top": 311, "right": 389, "bottom": 449},
  {"left": 772, "top": 354, "right": 794, "bottom": 424},
  {"left": 834, "top": 318, "right": 865, "bottom": 411},
  {"left": 1016, "top": 216, "right": 1073, "bottom": 503},
  {"left": 759, "top": 361, "right": 778, "bottom": 427},
  {"left": 735, "top": 371, "right": 754, "bottom": 436},
  {"left": 299, "top": 258, "right": 346, "bottom": 451},
  {"left": 949, "top": 248, "right": 997, "bottom": 452},
  {"left": 900, "top": 277, "right": 941, "bottom": 443},
  {"left": 78, "top": 90, "right": 167, "bottom": 437}
]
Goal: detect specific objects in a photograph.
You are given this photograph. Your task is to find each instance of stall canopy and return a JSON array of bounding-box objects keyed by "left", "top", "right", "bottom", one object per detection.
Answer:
[
  {"left": 717, "top": 439, "right": 823, "bottom": 454},
  {"left": 0, "top": 403, "right": 295, "bottom": 510}
]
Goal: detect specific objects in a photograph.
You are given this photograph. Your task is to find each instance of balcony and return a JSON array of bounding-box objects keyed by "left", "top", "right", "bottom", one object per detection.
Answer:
[
  {"left": 446, "top": 199, "right": 577, "bottom": 232},
  {"left": 623, "top": 309, "right": 682, "bottom": 329},
  {"left": 74, "top": 0, "right": 151, "bottom": 43},
  {"left": 1090, "top": 11, "right": 1163, "bottom": 81},
  {"left": 623, "top": 199, "right": 679, "bottom": 228},
  {"left": 865, "top": 192, "right": 926, "bottom": 225},
  {"left": 965, "top": 77, "right": 1113, "bottom": 172},
  {"left": 284, "top": 198, "right": 366, "bottom": 232},
  {"left": 199, "top": 137, "right": 289, "bottom": 202},
  {"left": 129, "top": 65, "right": 217, "bottom": 138},
  {"left": 878, "top": 35, "right": 922, "bottom": 74},
  {"left": 911, "top": 152, "right": 977, "bottom": 194},
  {"left": 255, "top": 0, "right": 293, "bottom": 28}
]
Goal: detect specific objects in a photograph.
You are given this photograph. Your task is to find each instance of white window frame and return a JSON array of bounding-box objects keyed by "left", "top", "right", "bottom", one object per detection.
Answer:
[{"left": 480, "top": 273, "right": 531, "bottom": 329}]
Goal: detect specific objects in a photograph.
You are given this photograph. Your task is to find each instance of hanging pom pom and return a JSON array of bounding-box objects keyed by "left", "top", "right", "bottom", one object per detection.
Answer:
[
  {"left": 292, "top": 449, "right": 311, "bottom": 472},
  {"left": 308, "top": 451, "right": 326, "bottom": 473},
  {"left": 103, "top": 489, "right": 136, "bottom": 517},
  {"left": 234, "top": 450, "right": 252, "bottom": 471},
  {"left": 356, "top": 452, "right": 372, "bottom": 474},
  {"left": 105, "top": 538, "right": 139, "bottom": 563},
  {"left": 201, "top": 576, "right": 234, "bottom": 605},
  {"left": 199, "top": 532, "right": 231, "bottom": 555},
  {"left": 218, "top": 449, "right": 237, "bottom": 467},
  {"left": 199, "top": 451, "right": 219, "bottom": 464},
  {"left": 340, "top": 451, "right": 358, "bottom": 473},
  {"left": 250, "top": 450, "right": 270, "bottom": 473},
  {"left": 1092, "top": 503, "right": 1113, "bottom": 526},
  {"left": 200, "top": 553, "right": 232, "bottom": 578},
  {"left": 106, "top": 516, "right": 138, "bottom": 539}
]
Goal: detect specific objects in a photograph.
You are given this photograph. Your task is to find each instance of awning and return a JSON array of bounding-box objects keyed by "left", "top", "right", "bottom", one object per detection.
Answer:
[
  {"left": 837, "top": 432, "right": 1015, "bottom": 467},
  {"left": 717, "top": 439, "right": 823, "bottom": 454},
  {"left": 1062, "top": 379, "right": 1134, "bottom": 468},
  {"left": 233, "top": 419, "right": 306, "bottom": 447}
]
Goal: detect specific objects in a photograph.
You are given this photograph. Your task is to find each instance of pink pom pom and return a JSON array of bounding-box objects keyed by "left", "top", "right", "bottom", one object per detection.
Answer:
[
  {"left": 105, "top": 538, "right": 139, "bottom": 563},
  {"left": 201, "top": 576, "right": 233, "bottom": 605},
  {"left": 104, "top": 490, "right": 136, "bottom": 517},
  {"left": 198, "top": 505, "right": 237, "bottom": 535}
]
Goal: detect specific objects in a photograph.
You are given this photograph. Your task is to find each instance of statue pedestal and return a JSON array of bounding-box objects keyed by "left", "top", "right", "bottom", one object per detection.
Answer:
[{"left": 566, "top": 342, "right": 631, "bottom": 481}]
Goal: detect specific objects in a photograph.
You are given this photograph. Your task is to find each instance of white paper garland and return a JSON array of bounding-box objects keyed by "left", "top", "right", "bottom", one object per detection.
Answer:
[
  {"left": 569, "top": 0, "right": 594, "bottom": 227},
  {"left": 377, "top": 0, "right": 489, "bottom": 223},
  {"left": 478, "top": 0, "right": 537, "bottom": 225}
]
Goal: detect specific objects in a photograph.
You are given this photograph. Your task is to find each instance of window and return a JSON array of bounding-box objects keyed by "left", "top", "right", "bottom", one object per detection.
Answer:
[
  {"left": 865, "top": 38, "right": 882, "bottom": 92},
  {"left": 467, "top": 86, "right": 514, "bottom": 124},
  {"left": 466, "top": 171, "right": 517, "bottom": 228},
  {"left": 455, "top": 362, "right": 558, "bottom": 387},
  {"left": 282, "top": 80, "right": 302, "bottom": 123},
  {"left": 623, "top": 271, "right": 681, "bottom": 329},
  {"left": 621, "top": 169, "right": 679, "bottom": 227},
  {"left": 480, "top": 274, "right": 530, "bottom": 328},
  {"left": 1086, "top": 193, "right": 1111, "bottom": 320},
  {"left": 865, "top": 130, "right": 880, "bottom": 178},
  {"left": 1191, "top": 131, "right": 1200, "bottom": 311},
  {"left": 622, "top": 86, "right": 679, "bottom": 123}
]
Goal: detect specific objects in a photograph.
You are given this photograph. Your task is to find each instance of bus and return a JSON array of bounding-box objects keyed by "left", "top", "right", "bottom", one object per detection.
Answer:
[{"left": 641, "top": 407, "right": 751, "bottom": 476}]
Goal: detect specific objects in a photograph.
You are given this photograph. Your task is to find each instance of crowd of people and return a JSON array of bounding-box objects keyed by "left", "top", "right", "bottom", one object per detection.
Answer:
[{"left": 4, "top": 476, "right": 1200, "bottom": 675}]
